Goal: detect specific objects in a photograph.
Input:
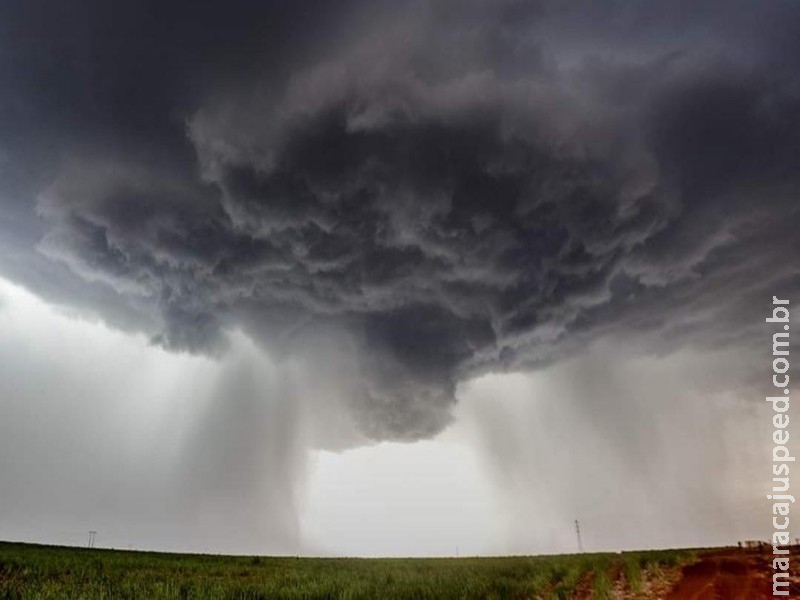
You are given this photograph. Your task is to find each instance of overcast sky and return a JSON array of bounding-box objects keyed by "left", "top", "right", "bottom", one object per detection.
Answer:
[{"left": 0, "top": 0, "right": 798, "bottom": 556}]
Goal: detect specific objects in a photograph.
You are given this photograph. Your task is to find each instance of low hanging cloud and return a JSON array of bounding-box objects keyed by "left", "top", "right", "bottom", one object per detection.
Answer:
[{"left": 3, "top": 0, "right": 800, "bottom": 441}]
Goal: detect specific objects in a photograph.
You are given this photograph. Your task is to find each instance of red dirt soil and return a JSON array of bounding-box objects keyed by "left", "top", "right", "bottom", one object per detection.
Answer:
[{"left": 665, "top": 547, "right": 800, "bottom": 599}]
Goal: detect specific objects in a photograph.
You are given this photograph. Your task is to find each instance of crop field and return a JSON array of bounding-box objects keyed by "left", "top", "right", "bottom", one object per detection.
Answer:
[{"left": 0, "top": 541, "right": 700, "bottom": 600}]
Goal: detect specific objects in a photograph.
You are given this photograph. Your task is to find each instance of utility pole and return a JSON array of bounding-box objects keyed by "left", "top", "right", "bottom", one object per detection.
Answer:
[
  {"left": 574, "top": 520, "right": 583, "bottom": 553},
  {"left": 88, "top": 531, "right": 96, "bottom": 549}
]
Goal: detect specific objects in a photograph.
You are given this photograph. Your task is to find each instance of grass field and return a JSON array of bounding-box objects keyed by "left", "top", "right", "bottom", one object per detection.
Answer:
[{"left": 0, "top": 541, "right": 695, "bottom": 600}]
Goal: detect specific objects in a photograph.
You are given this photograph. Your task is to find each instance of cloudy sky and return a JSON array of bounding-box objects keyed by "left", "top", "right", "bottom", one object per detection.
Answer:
[{"left": 0, "top": 0, "right": 798, "bottom": 556}]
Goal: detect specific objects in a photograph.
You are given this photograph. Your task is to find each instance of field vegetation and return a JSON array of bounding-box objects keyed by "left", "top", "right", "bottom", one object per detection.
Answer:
[{"left": 0, "top": 541, "right": 694, "bottom": 600}]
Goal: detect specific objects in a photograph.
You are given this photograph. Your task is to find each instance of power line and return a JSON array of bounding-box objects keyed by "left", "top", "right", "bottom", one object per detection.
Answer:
[
  {"left": 574, "top": 519, "right": 583, "bottom": 553},
  {"left": 87, "top": 531, "right": 96, "bottom": 549}
]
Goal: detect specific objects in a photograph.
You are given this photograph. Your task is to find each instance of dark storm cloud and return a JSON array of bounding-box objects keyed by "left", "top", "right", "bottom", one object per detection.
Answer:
[{"left": 1, "top": 0, "right": 799, "bottom": 439}]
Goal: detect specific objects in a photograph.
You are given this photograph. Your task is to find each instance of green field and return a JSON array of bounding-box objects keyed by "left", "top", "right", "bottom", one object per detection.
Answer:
[{"left": 0, "top": 541, "right": 694, "bottom": 600}]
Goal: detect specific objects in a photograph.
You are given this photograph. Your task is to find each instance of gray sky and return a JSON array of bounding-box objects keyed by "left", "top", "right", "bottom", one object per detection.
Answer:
[{"left": 0, "top": 0, "right": 798, "bottom": 555}]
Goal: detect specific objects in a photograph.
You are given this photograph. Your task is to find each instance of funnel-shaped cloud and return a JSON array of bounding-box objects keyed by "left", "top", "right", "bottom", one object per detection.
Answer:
[{"left": 2, "top": 0, "right": 799, "bottom": 440}]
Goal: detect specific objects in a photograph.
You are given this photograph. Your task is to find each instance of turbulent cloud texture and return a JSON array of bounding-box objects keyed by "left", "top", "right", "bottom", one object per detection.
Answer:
[{"left": 1, "top": 0, "right": 799, "bottom": 440}]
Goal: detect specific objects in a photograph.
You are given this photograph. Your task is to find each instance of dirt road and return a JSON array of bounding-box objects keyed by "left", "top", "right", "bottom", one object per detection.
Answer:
[{"left": 665, "top": 548, "right": 798, "bottom": 599}]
